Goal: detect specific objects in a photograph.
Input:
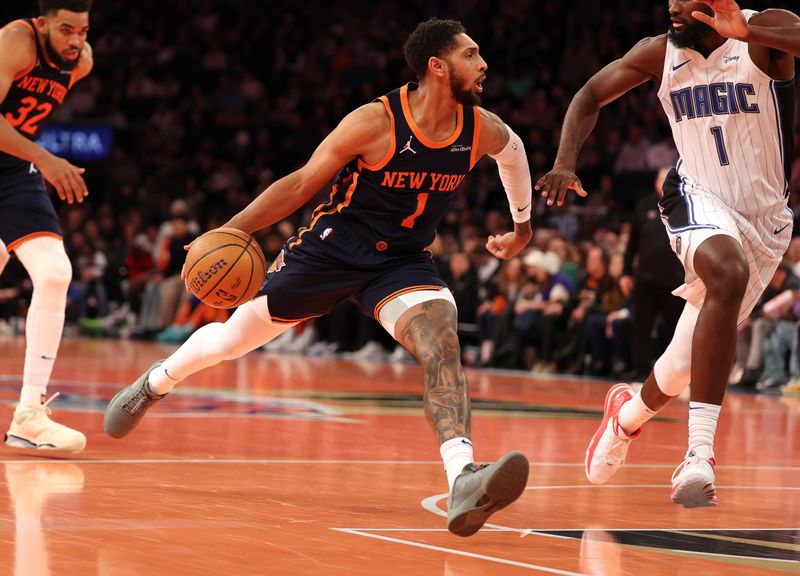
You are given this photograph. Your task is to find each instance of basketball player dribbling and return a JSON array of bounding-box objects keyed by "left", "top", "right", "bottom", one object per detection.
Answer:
[
  {"left": 0, "top": 0, "right": 93, "bottom": 453},
  {"left": 105, "top": 18, "right": 533, "bottom": 536},
  {"left": 538, "top": 0, "right": 799, "bottom": 507}
]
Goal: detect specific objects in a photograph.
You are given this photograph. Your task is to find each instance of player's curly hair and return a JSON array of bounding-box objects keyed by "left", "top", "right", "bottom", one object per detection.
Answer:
[
  {"left": 38, "top": 0, "right": 92, "bottom": 15},
  {"left": 404, "top": 18, "right": 466, "bottom": 80}
]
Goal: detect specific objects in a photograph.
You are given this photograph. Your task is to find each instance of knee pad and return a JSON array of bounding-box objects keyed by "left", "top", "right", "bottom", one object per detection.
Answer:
[
  {"left": 377, "top": 288, "right": 456, "bottom": 340},
  {"left": 15, "top": 237, "right": 72, "bottom": 303}
]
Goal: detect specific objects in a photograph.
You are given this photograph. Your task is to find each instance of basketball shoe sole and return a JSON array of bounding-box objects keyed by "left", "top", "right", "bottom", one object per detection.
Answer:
[
  {"left": 585, "top": 383, "right": 640, "bottom": 485},
  {"left": 671, "top": 451, "right": 718, "bottom": 508},
  {"left": 104, "top": 360, "right": 167, "bottom": 438},
  {"left": 447, "top": 450, "right": 529, "bottom": 537}
]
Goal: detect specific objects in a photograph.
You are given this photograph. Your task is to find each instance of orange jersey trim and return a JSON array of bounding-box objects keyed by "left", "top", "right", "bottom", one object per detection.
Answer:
[
  {"left": 5, "top": 20, "right": 38, "bottom": 80},
  {"left": 288, "top": 173, "right": 360, "bottom": 250},
  {"left": 357, "top": 96, "right": 395, "bottom": 172},
  {"left": 400, "top": 84, "right": 463, "bottom": 149},
  {"left": 373, "top": 284, "right": 445, "bottom": 319},
  {"left": 7, "top": 231, "right": 62, "bottom": 252},
  {"left": 68, "top": 68, "right": 80, "bottom": 89},
  {"left": 287, "top": 184, "right": 340, "bottom": 251},
  {"left": 469, "top": 107, "right": 482, "bottom": 169}
]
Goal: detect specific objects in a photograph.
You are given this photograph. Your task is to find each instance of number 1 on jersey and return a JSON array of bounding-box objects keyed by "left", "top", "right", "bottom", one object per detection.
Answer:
[
  {"left": 710, "top": 126, "right": 730, "bottom": 166},
  {"left": 401, "top": 193, "right": 429, "bottom": 229}
]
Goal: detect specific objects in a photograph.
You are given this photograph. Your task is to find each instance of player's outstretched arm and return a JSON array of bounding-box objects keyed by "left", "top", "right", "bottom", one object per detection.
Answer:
[
  {"left": 0, "top": 24, "right": 88, "bottom": 204},
  {"left": 477, "top": 109, "right": 532, "bottom": 260},
  {"left": 535, "top": 36, "right": 665, "bottom": 207},
  {"left": 693, "top": 1, "right": 800, "bottom": 57},
  {"left": 224, "top": 102, "right": 389, "bottom": 234}
]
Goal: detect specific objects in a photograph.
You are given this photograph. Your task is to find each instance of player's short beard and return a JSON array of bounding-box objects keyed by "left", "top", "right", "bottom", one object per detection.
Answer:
[
  {"left": 43, "top": 31, "right": 79, "bottom": 70},
  {"left": 449, "top": 72, "right": 480, "bottom": 106},
  {"left": 667, "top": 20, "right": 714, "bottom": 49}
]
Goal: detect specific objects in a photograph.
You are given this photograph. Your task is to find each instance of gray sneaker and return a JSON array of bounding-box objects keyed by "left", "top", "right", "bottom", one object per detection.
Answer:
[
  {"left": 104, "top": 360, "right": 167, "bottom": 438},
  {"left": 447, "top": 450, "right": 529, "bottom": 537}
]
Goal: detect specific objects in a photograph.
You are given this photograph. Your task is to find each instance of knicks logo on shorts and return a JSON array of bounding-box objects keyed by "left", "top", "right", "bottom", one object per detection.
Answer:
[{"left": 268, "top": 249, "right": 286, "bottom": 273}]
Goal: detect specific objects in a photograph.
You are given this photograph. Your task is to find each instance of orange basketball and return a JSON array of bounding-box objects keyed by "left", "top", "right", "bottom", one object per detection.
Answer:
[{"left": 184, "top": 227, "right": 267, "bottom": 309}]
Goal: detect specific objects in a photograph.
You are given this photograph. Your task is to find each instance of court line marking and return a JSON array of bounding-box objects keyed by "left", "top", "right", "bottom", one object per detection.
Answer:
[
  {"left": 336, "top": 528, "right": 800, "bottom": 566},
  {"left": 420, "top": 492, "right": 800, "bottom": 541},
  {"left": 337, "top": 527, "right": 800, "bottom": 532},
  {"left": 522, "top": 484, "right": 800, "bottom": 491},
  {"left": 0, "top": 458, "right": 798, "bottom": 472},
  {"left": 332, "top": 528, "right": 588, "bottom": 575}
]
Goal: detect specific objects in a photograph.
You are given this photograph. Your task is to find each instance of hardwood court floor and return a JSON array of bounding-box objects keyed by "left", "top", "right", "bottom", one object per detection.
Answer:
[{"left": 0, "top": 337, "right": 798, "bottom": 575}]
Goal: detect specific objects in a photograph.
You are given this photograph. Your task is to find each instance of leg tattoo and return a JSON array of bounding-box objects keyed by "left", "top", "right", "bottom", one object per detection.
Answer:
[{"left": 398, "top": 301, "right": 470, "bottom": 443}]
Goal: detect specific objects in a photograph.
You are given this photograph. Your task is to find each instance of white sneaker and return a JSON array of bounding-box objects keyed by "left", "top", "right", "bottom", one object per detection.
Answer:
[
  {"left": 4, "top": 393, "right": 86, "bottom": 453},
  {"left": 585, "top": 383, "right": 640, "bottom": 485},
  {"left": 671, "top": 450, "right": 718, "bottom": 508}
]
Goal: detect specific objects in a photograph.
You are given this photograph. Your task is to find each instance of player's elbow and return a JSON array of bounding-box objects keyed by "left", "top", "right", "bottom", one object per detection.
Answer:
[{"left": 576, "top": 82, "right": 602, "bottom": 113}]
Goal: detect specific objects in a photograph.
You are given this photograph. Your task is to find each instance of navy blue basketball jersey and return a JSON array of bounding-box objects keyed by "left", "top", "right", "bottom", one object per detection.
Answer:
[
  {"left": 289, "top": 83, "right": 480, "bottom": 256},
  {"left": 0, "top": 19, "right": 76, "bottom": 168}
]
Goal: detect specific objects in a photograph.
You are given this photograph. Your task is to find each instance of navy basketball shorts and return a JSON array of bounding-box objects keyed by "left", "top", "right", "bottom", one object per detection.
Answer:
[
  {"left": 0, "top": 160, "right": 61, "bottom": 250},
  {"left": 258, "top": 235, "right": 448, "bottom": 324}
]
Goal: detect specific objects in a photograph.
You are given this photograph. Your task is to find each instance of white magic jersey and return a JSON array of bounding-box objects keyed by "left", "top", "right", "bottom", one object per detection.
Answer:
[{"left": 657, "top": 10, "right": 795, "bottom": 220}]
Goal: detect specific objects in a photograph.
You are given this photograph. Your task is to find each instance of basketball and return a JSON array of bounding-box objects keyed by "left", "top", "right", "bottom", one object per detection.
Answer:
[{"left": 183, "top": 227, "right": 267, "bottom": 309}]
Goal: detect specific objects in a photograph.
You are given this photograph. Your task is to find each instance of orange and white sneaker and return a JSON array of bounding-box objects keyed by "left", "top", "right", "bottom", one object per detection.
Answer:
[
  {"left": 671, "top": 450, "right": 718, "bottom": 508},
  {"left": 585, "top": 383, "right": 641, "bottom": 485},
  {"left": 4, "top": 393, "right": 86, "bottom": 453}
]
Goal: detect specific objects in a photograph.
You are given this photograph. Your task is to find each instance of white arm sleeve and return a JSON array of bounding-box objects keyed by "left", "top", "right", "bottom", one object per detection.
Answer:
[{"left": 488, "top": 124, "right": 532, "bottom": 223}]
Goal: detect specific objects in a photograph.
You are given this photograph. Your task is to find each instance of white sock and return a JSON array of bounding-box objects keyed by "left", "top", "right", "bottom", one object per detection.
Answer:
[
  {"left": 688, "top": 401, "right": 720, "bottom": 459},
  {"left": 617, "top": 391, "right": 656, "bottom": 435},
  {"left": 440, "top": 437, "right": 474, "bottom": 491},
  {"left": 20, "top": 306, "right": 65, "bottom": 406},
  {"left": 20, "top": 351, "right": 53, "bottom": 405},
  {"left": 147, "top": 365, "right": 180, "bottom": 396}
]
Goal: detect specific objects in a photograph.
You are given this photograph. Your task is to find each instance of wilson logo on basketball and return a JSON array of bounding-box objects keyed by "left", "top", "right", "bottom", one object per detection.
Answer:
[{"left": 188, "top": 258, "right": 229, "bottom": 293}]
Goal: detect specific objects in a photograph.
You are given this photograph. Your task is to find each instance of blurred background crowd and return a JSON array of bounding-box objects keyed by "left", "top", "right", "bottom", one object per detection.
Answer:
[{"left": 0, "top": 0, "right": 798, "bottom": 393}]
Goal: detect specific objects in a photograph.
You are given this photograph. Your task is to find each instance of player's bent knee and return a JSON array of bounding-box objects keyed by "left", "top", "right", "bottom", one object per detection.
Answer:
[
  {"left": 653, "top": 353, "right": 691, "bottom": 396},
  {"left": 695, "top": 241, "right": 748, "bottom": 304},
  {"left": 47, "top": 253, "right": 73, "bottom": 288},
  {"left": 16, "top": 237, "right": 72, "bottom": 291}
]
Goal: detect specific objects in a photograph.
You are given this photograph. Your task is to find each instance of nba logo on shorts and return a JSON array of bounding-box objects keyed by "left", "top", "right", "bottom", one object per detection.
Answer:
[{"left": 675, "top": 236, "right": 682, "bottom": 256}]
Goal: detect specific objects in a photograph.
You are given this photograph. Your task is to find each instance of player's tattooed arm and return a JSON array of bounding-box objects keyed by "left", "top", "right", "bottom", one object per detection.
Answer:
[{"left": 397, "top": 300, "right": 470, "bottom": 442}]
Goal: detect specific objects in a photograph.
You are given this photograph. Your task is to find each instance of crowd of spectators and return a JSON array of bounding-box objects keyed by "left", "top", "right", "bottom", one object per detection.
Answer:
[{"left": 0, "top": 1, "right": 799, "bottom": 393}]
